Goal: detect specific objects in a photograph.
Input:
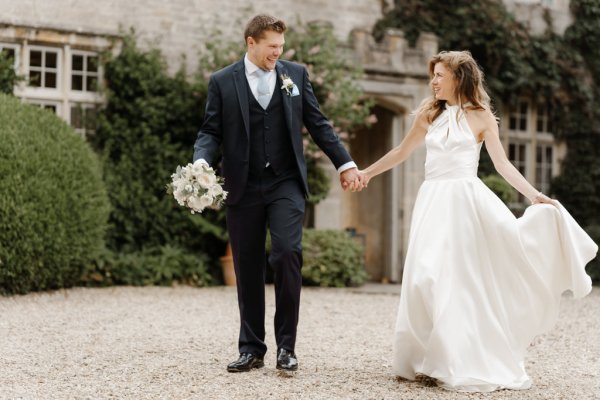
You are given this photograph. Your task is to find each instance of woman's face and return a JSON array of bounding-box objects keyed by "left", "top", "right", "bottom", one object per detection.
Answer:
[{"left": 431, "top": 63, "right": 457, "bottom": 105}]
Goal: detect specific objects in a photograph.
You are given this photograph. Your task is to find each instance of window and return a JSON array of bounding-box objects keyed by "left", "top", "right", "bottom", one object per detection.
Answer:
[
  {"left": 71, "top": 52, "right": 99, "bottom": 92},
  {"left": 2, "top": 27, "right": 108, "bottom": 140},
  {"left": 509, "top": 101, "right": 528, "bottom": 132},
  {"left": 536, "top": 144, "right": 553, "bottom": 193},
  {"left": 509, "top": 143, "right": 528, "bottom": 176},
  {"left": 26, "top": 99, "right": 61, "bottom": 115},
  {"left": 509, "top": 142, "right": 528, "bottom": 202},
  {"left": 70, "top": 103, "right": 97, "bottom": 136},
  {"left": 28, "top": 47, "right": 60, "bottom": 89},
  {"left": 536, "top": 103, "right": 553, "bottom": 133}
]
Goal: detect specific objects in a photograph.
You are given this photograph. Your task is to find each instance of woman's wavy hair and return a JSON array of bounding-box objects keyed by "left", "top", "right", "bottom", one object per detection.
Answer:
[{"left": 415, "top": 50, "right": 493, "bottom": 123}]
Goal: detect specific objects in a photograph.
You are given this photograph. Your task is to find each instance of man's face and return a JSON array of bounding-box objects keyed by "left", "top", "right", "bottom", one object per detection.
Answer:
[{"left": 247, "top": 30, "right": 285, "bottom": 71}]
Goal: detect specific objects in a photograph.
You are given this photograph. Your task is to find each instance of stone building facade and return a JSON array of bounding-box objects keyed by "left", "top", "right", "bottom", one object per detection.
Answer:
[{"left": 0, "top": 0, "right": 569, "bottom": 282}]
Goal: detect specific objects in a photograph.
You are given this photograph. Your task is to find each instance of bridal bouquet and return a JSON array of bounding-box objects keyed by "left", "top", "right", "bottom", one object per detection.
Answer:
[{"left": 167, "top": 160, "right": 227, "bottom": 214}]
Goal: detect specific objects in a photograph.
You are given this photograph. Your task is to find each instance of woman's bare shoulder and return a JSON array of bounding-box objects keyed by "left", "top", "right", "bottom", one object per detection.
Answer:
[{"left": 466, "top": 106, "right": 495, "bottom": 121}]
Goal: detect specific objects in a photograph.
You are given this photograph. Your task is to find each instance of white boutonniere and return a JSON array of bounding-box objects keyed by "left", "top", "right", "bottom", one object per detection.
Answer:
[{"left": 280, "top": 74, "right": 295, "bottom": 96}]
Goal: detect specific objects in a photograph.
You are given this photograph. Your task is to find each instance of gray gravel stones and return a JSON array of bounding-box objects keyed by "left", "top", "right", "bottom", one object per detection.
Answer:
[{"left": 0, "top": 285, "right": 598, "bottom": 399}]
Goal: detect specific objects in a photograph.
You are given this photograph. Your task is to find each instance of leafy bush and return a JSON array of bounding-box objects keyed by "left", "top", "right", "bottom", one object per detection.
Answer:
[
  {"left": 91, "top": 34, "right": 227, "bottom": 267},
  {"left": 0, "top": 51, "right": 20, "bottom": 94},
  {"left": 300, "top": 229, "right": 368, "bottom": 287},
  {"left": 0, "top": 94, "right": 110, "bottom": 295},
  {"left": 482, "top": 174, "right": 514, "bottom": 205},
  {"left": 82, "top": 245, "right": 212, "bottom": 287}
]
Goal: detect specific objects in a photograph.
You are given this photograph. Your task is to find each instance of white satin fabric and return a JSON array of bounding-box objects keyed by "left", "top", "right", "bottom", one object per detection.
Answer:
[{"left": 392, "top": 104, "right": 597, "bottom": 392}]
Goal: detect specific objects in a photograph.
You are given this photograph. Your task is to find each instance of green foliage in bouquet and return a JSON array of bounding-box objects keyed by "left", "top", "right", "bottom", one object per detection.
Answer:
[
  {"left": 82, "top": 245, "right": 212, "bottom": 287},
  {"left": 0, "top": 94, "right": 110, "bottom": 295},
  {"left": 301, "top": 229, "right": 368, "bottom": 287},
  {"left": 90, "top": 33, "right": 227, "bottom": 275}
]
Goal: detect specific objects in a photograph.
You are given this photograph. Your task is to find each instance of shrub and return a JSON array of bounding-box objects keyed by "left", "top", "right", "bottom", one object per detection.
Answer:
[
  {"left": 82, "top": 245, "right": 212, "bottom": 287},
  {"left": 91, "top": 34, "right": 227, "bottom": 268},
  {"left": 0, "top": 94, "right": 110, "bottom": 295},
  {"left": 300, "top": 229, "right": 368, "bottom": 287},
  {"left": 482, "top": 174, "right": 514, "bottom": 205},
  {"left": 0, "top": 51, "right": 20, "bottom": 94}
]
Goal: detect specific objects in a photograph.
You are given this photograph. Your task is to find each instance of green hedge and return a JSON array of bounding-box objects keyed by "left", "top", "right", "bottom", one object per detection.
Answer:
[
  {"left": 0, "top": 94, "right": 110, "bottom": 295},
  {"left": 82, "top": 245, "right": 212, "bottom": 287},
  {"left": 302, "top": 229, "right": 368, "bottom": 287},
  {"left": 482, "top": 174, "right": 514, "bottom": 205},
  {"left": 267, "top": 229, "right": 368, "bottom": 287},
  {"left": 91, "top": 34, "right": 226, "bottom": 268}
]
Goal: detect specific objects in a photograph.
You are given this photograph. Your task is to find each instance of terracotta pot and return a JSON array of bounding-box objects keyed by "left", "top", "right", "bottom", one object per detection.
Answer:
[{"left": 219, "top": 242, "right": 236, "bottom": 286}]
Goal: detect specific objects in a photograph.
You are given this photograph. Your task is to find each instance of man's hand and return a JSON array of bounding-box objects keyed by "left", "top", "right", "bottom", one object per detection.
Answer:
[{"left": 340, "top": 167, "right": 365, "bottom": 192}]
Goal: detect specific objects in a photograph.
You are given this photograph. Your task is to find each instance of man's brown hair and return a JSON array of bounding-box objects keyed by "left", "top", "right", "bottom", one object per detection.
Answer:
[{"left": 244, "top": 14, "right": 287, "bottom": 42}]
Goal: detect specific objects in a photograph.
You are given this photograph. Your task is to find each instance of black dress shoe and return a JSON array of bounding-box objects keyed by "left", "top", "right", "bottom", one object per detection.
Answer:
[
  {"left": 227, "top": 353, "right": 264, "bottom": 372},
  {"left": 276, "top": 348, "right": 298, "bottom": 371}
]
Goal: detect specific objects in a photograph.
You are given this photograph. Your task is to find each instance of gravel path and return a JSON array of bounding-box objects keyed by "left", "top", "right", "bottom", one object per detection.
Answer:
[{"left": 0, "top": 285, "right": 598, "bottom": 399}]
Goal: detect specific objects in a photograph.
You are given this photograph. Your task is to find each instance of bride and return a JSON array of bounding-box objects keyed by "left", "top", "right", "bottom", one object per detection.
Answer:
[{"left": 354, "top": 50, "right": 597, "bottom": 392}]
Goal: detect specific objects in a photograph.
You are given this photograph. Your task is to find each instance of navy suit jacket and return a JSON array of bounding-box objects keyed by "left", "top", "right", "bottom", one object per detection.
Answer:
[{"left": 193, "top": 58, "right": 353, "bottom": 205}]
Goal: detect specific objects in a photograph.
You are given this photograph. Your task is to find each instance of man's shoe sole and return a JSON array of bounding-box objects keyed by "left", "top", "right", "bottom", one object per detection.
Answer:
[{"left": 227, "top": 361, "right": 265, "bottom": 372}]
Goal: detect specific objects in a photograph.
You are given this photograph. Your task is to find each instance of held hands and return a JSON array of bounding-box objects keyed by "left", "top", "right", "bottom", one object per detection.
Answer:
[{"left": 340, "top": 168, "right": 370, "bottom": 192}]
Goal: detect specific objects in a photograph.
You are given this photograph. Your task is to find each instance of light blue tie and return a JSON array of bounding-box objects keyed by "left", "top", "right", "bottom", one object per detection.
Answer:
[{"left": 255, "top": 69, "right": 271, "bottom": 109}]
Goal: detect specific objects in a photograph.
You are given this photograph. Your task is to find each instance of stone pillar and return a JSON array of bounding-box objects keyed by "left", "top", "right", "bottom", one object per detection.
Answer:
[
  {"left": 416, "top": 32, "right": 438, "bottom": 61},
  {"left": 384, "top": 28, "right": 407, "bottom": 70}
]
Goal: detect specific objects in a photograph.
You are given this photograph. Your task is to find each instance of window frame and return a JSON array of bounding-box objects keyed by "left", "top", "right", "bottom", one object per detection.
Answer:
[
  {"left": 69, "top": 50, "right": 101, "bottom": 93},
  {"left": 26, "top": 45, "right": 62, "bottom": 92},
  {"left": 69, "top": 102, "right": 98, "bottom": 137}
]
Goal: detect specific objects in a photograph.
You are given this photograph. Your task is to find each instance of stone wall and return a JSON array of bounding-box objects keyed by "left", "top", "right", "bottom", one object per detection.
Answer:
[
  {"left": 0, "top": 0, "right": 384, "bottom": 71},
  {"left": 503, "top": 0, "right": 573, "bottom": 35}
]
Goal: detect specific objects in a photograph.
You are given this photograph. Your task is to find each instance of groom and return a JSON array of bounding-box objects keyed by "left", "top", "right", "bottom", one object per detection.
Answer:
[{"left": 193, "top": 14, "right": 361, "bottom": 372}]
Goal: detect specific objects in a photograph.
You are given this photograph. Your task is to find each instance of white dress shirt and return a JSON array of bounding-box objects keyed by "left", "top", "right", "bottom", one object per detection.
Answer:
[{"left": 244, "top": 54, "right": 276, "bottom": 103}]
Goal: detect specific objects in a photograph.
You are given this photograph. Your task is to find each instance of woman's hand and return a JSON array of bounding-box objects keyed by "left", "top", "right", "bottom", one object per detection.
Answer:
[
  {"left": 531, "top": 192, "right": 557, "bottom": 206},
  {"left": 348, "top": 170, "right": 370, "bottom": 192}
]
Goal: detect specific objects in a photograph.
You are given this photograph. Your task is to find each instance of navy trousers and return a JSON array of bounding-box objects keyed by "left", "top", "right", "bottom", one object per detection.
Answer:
[{"left": 226, "top": 167, "right": 305, "bottom": 356}]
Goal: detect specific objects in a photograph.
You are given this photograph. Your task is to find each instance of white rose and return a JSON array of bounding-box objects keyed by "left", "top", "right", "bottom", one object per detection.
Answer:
[
  {"left": 198, "top": 172, "right": 217, "bottom": 189},
  {"left": 187, "top": 195, "right": 205, "bottom": 212},
  {"left": 191, "top": 164, "right": 203, "bottom": 176},
  {"left": 173, "top": 189, "right": 187, "bottom": 206},
  {"left": 199, "top": 194, "right": 214, "bottom": 209},
  {"left": 208, "top": 184, "right": 223, "bottom": 197}
]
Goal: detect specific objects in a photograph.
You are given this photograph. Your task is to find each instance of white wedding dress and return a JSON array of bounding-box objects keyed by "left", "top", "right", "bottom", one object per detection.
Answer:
[{"left": 392, "top": 104, "right": 598, "bottom": 392}]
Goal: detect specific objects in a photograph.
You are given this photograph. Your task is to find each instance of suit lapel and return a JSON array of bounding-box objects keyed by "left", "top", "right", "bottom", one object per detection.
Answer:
[
  {"left": 276, "top": 62, "right": 294, "bottom": 135},
  {"left": 233, "top": 59, "right": 250, "bottom": 139}
]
